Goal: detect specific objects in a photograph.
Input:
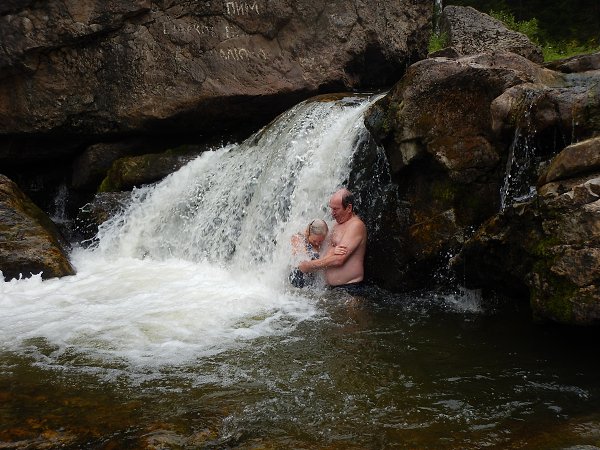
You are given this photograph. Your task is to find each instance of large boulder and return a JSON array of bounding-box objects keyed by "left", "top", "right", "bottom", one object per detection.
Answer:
[
  {"left": 538, "top": 137, "right": 600, "bottom": 184},
  {"left": 453, "top": 138, "right": 600, "bottom": 325},
  {"left": 365, "top": 48, "right": 600, "bottom": 298},
  {"left": 364, "top": 52, "right": 554, "bottom": 289},
  {"left": 439, "top": 6, "right": 543, "bottom": 63},
  {"left": 544, "top": 51, "right": 600, "bottom": 73},
  {"left": 491, "top": 70, "right": 600, "bottom": 147},
  {"left": 0, "top": 175, "right": 75, "bottom": 280},
  {"left": 532, "top": 173, "right": 600, "bottom": 325},
  {"left": 0, "top": 0, "right": 431, "bottom": 165}
]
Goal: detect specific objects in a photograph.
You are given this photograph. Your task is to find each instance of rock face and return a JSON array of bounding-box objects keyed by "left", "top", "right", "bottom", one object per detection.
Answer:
[
  {"left": 0, "top": 0, "right": 431, "bottom": 165},
  {"left": 454, "top": 139, "right": 600, "bottom": 325},
  {"left": 532, "top": 171, "right": 600, "bottom": 325},
  {"left": 0, "top": 175, "right": 75, "bottom": 280},
  {"left": 366, "top": 47, "right": 600, "bottom": 324},
  {"left": 440, "top": 6, "right": 543, "bottom": 63},
  {"left": 365, "top": 52, "right": 554, "bottom": 289}
]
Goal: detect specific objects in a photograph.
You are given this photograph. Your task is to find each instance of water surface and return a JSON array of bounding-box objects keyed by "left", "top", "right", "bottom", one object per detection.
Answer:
[
  {"left": 2, "top": 95, "right": 600, "bottom": 449},
  {"left": 2, "top": 282, "right": 600, "bottom": 449}
]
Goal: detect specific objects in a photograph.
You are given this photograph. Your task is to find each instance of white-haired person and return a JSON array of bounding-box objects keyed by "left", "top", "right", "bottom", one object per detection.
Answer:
[{"left": 289, "top": 219, "right": 328, "bottom": 288}]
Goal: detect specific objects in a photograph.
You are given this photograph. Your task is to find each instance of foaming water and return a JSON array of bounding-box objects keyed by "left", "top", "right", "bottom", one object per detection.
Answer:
[
  {"left": 0, "top": 249, "right": 318, "bottom": 376},
  {"left": 0, "top": 95, "right": 379, "bottom": 377}
]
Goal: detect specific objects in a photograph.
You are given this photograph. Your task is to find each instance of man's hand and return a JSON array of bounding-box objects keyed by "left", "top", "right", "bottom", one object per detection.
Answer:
[
  {"left": 334, "top": 246, "right": 348, "bottom": 256},
  {"left": 298, "top": 260, "right": 311, "bottom": 273}
]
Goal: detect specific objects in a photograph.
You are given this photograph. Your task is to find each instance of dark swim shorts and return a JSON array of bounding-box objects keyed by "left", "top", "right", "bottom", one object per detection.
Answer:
[
  {"left": 289, "top": 268, "right": 315, "bottom": 288},
  {"left": 328, "top": 281, "right": 367, "bottom": 295}
]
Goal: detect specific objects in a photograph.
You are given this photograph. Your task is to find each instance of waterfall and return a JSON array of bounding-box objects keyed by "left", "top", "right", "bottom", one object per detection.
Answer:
[
  {"left": 433, "top": 0, "right": 443, "bottom": 33},
  {"left": 95, "top": 95, "right": 379, "bottom": 285},
  {"left": 499, "top": 91, "right": 540, "bottom": 210},
  {"left": 0, "top": 94, "right": 382, "bottom": 371},
  {"left": 51, "top": 182, "right": 69, "bottom": 224}
]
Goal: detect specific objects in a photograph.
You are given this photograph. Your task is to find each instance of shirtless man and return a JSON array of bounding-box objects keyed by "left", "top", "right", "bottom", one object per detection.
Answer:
[{"left": 298, "top": 188, "right": 367, "bottom": 287}]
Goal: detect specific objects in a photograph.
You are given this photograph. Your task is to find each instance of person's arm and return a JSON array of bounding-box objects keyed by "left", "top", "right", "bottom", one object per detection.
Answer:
[
  {"left": 290, "top": 234, "right": 302, "bottom": 256},
  {"left": 298, "top": 222, "right": 364, "bottom": 273}
]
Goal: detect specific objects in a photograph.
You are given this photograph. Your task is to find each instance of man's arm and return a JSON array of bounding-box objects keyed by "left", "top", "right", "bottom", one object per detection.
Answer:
[{"left": 298, "top": 221, "right": 365, "bottom": 273}]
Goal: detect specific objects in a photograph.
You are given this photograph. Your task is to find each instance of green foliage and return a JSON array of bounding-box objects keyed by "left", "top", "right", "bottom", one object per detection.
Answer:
[
  {"left": 490, "top": 9, "right": 541, "bottom": 44},
  {"left": 447, "top": 0, "right": 600, "bottom": 44},
  {"left": 428, "top": 32, "right": 449, "bottom": 54},
  {"left": 542, "top": 39, "right": 600, "bottom": 62},
  {"left": 489, "top": 8, "right": 600, "bottom": 62}
]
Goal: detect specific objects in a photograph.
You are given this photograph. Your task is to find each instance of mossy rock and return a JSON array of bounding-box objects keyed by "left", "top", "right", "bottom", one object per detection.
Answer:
[
  {"left": 0, "top": 175, "right": 75, "bottom": 280},
  {"left": 98, "top": 146, "right": 201, "bottom": 192}
]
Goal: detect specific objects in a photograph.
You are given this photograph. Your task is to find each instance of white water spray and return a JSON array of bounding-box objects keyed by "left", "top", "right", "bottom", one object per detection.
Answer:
[
  {"left": 499, "top": 91, "right": 540, "bottom": 210},
  {"left": 0, "top": 95, "right": 379, "bottom": 374},
  {"left": 96, "top": 96, "right": 375, "bottom": 282}
]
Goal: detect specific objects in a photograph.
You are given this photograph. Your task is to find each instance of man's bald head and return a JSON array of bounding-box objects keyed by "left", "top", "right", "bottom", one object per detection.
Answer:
[{"left": 329, "top": 188, "right": 355, "bottom": 224}]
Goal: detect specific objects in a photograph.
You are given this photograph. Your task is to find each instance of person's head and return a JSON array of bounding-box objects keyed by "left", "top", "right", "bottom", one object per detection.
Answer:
[
  {"left": 306, "top": 219, "right": 328, "bottom": 248},
  {"left": 329, "top": 188, "right": 355, "bottom": 224}
]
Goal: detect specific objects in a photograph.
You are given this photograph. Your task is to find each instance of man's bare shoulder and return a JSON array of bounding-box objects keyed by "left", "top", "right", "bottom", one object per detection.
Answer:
[{"left": 348, "top": 215, "right": 366, "bottom": 232}]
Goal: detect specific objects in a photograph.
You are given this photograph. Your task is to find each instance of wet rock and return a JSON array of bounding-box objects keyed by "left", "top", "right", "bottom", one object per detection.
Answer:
[
  {"left": 346, "top": 136, "right": 410, "bottom": 290},
  {"left": 449, "top": 204, "right": 537, "bottom": 297},
  {"left": 0, "top": 174, "right": 75, "bottom": 280},
  {"left": 491, "top": 73, "right": 600, "bottom": 145},
  {"left": 98, "top": 146, "right": 202, "bottom": 192},
  {"left": 366, "top": 44, "right": 600, "bottom": 313},
  {"left": 368, "top": 52, "right": 551, "bottom": 180},
  {"left": 530, "top": 174, "right": 600, "bottom": 325},
  {"left": 0, "top": 0, "right": 431, "bottom": 163},
  {"left": 365, "top": 52, "right": 548, "bottom": 287},
  {"left": 544, "top": 51, "right": 600, "bottom": 73},
  {"left": 453, "top": 169, "right": 600, "bottom": 325},
  {"left": 538, "top": 137, "right": 600, "bottom": 185},
  {"left": 440, "top": 6, "right": 543, "bottom": 63},
  {"left": 75, "top": 191, "right": 131, "bottom": 243},
  {"left": 71, "top": 139, "right": 149, "bottom": 191}
]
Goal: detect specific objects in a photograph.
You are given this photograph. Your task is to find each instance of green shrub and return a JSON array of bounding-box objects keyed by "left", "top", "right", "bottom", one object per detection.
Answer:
[
  {"left": 542, "top": 39, "right": 600, "bottom": 62},
  {"left": 428, "top": 32, "right": 449, "bottom": 54},
  {"left": 489, "top": 9, "right": 600, "bottom": 62},
  {"left": 490, "top": 9, "right": 541, "bottom": 44}
]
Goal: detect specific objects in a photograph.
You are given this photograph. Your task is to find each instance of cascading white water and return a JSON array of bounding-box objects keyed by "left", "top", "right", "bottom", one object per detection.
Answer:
[
  {"left": 0, "top": 95, "right": 380, "bottom": 375},
  {"left": 433, "top": 0, "right": 443, "bottom": 33},
  {"left": 96, "top": 96, "right": 376, "bottom": 281},
  {"left": 499, "top": 91, "right": 540, "bottom": 210}
]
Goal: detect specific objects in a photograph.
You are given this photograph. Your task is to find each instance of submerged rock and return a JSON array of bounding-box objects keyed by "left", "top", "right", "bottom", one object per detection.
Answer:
[
  {"left": 440, "top": 6, "right": 543, "bottom": 63},
  {"left": 0, "top": 174, "right": 75, "bottom": 280}
]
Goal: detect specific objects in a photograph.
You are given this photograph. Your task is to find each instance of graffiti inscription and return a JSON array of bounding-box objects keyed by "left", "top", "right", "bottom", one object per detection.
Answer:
[
  {"left": 224, "top": 2, "right": 260, "bottom": 16},
  {"left": 219, "top": 47, "right": 267, "bottom": 61}
]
